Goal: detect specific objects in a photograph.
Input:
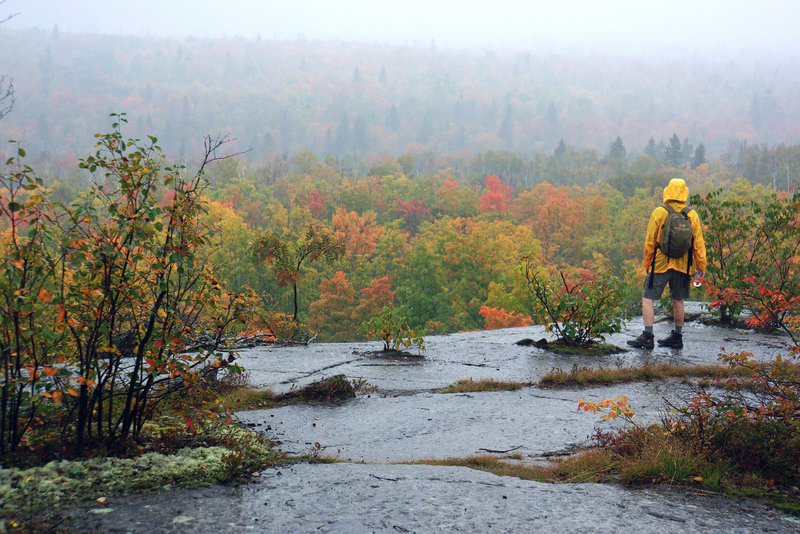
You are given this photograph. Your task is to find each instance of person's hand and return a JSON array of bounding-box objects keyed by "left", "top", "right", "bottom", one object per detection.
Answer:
[{"left": 693, "top": 271, "right": 705, "bottom": 288}]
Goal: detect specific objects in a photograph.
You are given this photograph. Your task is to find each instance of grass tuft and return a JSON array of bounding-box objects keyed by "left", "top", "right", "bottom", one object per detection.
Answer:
[
  {"left": 538, "top": 363, "right": 749, "bottom": 388},
  {"left": 404, "top": 455, "right": 549, "bottom": 482},
  {"left": 437, "top": 378, "right": 532, "bottom": 394},
  {"left": 222, "top": 386, "right": 279, "bottom": 411}
]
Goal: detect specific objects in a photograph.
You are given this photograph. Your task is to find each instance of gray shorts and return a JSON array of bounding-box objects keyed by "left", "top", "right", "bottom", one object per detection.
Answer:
[{"left": 643, "top": 270, "right": 690, "bottom": 301}]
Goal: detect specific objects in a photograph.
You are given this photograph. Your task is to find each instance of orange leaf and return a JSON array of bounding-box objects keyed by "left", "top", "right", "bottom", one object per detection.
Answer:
[
  {"left": 43, "top": 367, "right": 57, "bottom": 377},
  {"left": 8, "top": 259, "right": 24, "bottom": 269},
  {"left": 38, "top": 289, "right": 52, "bottom": 303},
  {"left": 66, "top": 388, "right": 79, "bottom": 397}
]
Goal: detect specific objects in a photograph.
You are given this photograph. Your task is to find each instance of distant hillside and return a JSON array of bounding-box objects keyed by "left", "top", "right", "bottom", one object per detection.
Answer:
[{"left": 1, "top": 28, "right": 798, "bottom": 161}]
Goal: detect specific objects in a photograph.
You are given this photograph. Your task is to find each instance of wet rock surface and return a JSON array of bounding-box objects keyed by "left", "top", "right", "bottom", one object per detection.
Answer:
[
  {"left": 64, "top": 463, "right": 799, "bottom": 533},
  {"left": 237, "top": 382, "right": 687, "bottom": 462},
  {"left": 62, "top": 307, "right": 799, "bottom": 532}
]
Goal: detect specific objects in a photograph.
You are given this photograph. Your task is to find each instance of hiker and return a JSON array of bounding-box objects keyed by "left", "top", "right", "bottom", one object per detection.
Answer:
[{"left": 628, "top": 178, "right": 707, "bottom": 349}]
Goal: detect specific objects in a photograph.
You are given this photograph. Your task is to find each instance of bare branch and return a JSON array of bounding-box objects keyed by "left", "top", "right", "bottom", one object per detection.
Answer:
[
  {"left": 194, "top": 134, "right": 250, "bottom": 179},
  {"left": 0, "top": 75, "right": 14, "bottom": 120},
  {"left": 0, "top": 0, "right": 19, "bottom": 25}
]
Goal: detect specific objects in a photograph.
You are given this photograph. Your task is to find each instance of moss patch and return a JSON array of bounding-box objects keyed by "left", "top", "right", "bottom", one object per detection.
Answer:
[{"left": 1, "top": 424, "right": 281, "bottom": 527}]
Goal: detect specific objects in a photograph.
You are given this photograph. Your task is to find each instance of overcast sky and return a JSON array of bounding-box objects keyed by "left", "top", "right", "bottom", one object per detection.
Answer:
[{"left": 4, "top": 0, "right": 800, "bottom": 55}]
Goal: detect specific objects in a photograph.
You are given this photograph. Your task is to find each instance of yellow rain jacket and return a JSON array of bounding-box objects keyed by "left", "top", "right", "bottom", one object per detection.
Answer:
[{"left": 641, "top": 178, "right": 707, "bottom": 275}]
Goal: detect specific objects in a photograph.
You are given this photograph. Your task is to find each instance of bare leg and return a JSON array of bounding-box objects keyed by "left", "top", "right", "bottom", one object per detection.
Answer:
[
  {"left": 673, "top": 299, "right": 684, "bottom": 327},
  {"left": 642, "top": 297, "right": 655, "bottom": 328}
]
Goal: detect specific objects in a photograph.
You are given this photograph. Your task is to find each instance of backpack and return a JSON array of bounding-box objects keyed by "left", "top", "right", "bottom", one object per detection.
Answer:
[
  {"left": 647, "top": 204, "right": 694, "bottom": 288},
  {"left": 659, "top": 204, "right": 693, "bottom": 258}
]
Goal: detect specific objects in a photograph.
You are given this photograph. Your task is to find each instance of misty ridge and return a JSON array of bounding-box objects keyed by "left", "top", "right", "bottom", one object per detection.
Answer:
[{"left": 0, "top": 26, "right": 799, "bottom": 179}]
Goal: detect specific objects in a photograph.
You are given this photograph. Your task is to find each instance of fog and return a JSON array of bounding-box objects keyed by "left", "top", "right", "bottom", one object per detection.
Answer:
[
  {"left": 2, "top": 0, "right": 800, "bottom": 168},
  {"left": 7, "top": 0, "right": 800, "bottom": 56}
]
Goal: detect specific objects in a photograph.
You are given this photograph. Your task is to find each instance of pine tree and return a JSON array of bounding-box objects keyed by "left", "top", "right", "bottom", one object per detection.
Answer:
[
  {"left": 644, "top": 137, "right": 658, "bottom": 158},
  {"left": 666, "top": 133, "right": 682, "bottom": 167},
  {"left": 692, "top": 143, "right": 707, "bottom": 169},
  {"left": 608, "top": 136, "right": 626, "bottom": 160},
  {"left": 554, "top": 138, "right": 567, "bottom": 158}
]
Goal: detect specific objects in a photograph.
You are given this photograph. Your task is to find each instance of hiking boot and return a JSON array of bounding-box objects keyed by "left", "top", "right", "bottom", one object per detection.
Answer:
[
  {"left": 657, "top": 330, "right": 683, "bottom": 349},
  {"left": 627, "top": 331, "right": 654, "bottom": 349}
]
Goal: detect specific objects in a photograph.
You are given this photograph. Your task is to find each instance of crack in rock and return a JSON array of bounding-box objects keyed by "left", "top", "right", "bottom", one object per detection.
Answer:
[{"left": 279, "top": 358, "right": 364, "bottom": 384}]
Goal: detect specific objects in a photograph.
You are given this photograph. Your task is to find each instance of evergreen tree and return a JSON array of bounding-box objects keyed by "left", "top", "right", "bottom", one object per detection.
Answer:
[
  {"left": 666, "top": 133, "right": 682, "bottom": 166},
  {"left": 692, "top": 143, "right": 707, "bottom": 169},
  {"left": 554, "top": 138, "right": 567, "bottom": 158},
  {"left": 608, "top": 136, "right": 626, "bottom": 160},
  {"left": 644, "top": 137, "right": 658, "bottom": 158},
  {"left": 682, "top": 137, "right": 693, "bottom": 163}
]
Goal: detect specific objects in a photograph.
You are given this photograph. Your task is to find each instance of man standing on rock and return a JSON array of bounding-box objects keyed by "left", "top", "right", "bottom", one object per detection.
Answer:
[{"left": 628, "top": 178, "right": 707, "bottom": 349}]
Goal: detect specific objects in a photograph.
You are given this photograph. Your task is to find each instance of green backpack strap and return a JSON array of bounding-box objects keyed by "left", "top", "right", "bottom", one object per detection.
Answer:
[{"left": 682, "top": 207, "right": 694, "bottom": 287}]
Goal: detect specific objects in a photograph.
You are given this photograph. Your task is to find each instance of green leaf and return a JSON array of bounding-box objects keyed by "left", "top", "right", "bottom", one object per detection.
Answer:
[{"left": 8, "top": 201, "right": 21, "bottom": 212}]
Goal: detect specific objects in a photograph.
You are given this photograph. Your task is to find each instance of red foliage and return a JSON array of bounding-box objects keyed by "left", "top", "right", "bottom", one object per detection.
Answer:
[
  {"left": 304, "top": 189, "right": 328, "bottom": 219},
  {"left": 394, "top": 198, "right": 431, "bottom": 231},
  {"left": 479, "top": 175, "right": 514, "bottom": 214},
  {"left": 479, "top": 305, "right": 533, "bottom": 330},
  {"left": 355, "top": 275, "right": 395, "bottom": 321}
]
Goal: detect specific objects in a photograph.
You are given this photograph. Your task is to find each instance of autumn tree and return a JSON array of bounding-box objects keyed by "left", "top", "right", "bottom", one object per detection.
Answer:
[
  {"left": 479, "top": 174, "right": 514, "bottom": 215},
  {"left": 201, "top": 201, "right": 259, "bottom": 293},
  {"left": 303, "top": 188, "right": 329, "bottom": 219},
  {"left": 252, "top": 224, "right": 345, "bottom": 320},
  {"left": 409, "top": 217, "right": 537, "bottom": 330},
  {"left": 435, "top": 178, "right": 479, "bottom": 218},
  {"left": 479, "top": 306, "right": 532, "bottom": 330},
  {"left": 332, "top": 207, "right": 385, "bottom": 259},
  {"left": 393, "top": 198, "right": 431, "bottom": 232},
  {"left": 353, "top": 275, "right": 395, "bottom": 326},
  {"left": 308, "top": 271, "right": 356, "bottom": 341}
]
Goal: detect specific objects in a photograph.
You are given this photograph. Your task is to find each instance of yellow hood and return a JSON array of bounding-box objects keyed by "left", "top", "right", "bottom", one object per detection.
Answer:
[{"left": 662, "top": 178, "right": 689, "bottom": 204}]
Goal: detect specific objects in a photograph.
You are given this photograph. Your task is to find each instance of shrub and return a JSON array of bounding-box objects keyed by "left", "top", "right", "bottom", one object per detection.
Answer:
[
  {"left": 360, "top": 305, "right": 425, "bottom": 353},
  {"left": 0, "top": 116, "right": 249, "bottom": 458},
  {"left": 521, "top": 257, "right": 627, "bottom": 345},
  {"left": 693, "top": 188, "right": 800, "bottom": 324}
]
